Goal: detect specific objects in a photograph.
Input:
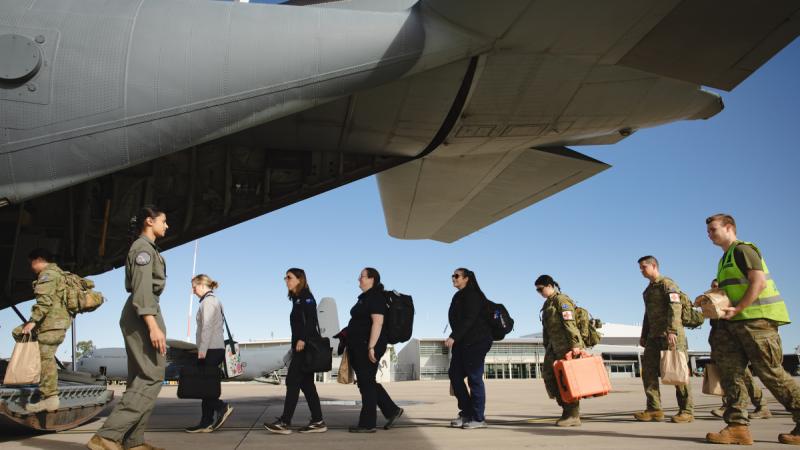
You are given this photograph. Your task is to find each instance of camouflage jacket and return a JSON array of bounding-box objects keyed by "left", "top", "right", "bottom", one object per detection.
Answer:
[
  {"left": 29, "top": 263, "right": 71, "bottom": 332},
  {"left": 641, "top": 276, "right": 685, "bottom": 343},
  {"left": 541, "top": 292, "right": 583, "bottom": 354}
]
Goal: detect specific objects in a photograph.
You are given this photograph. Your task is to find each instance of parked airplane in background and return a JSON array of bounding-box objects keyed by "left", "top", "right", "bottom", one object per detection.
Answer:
[{"left": 75, "top": 298, "right": 341, "bottom": 382}]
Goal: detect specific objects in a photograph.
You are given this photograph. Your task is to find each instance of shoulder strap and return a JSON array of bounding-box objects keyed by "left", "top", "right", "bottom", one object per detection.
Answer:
[{"left": 300, "top": 300, "right": 322, "bottom": 337}]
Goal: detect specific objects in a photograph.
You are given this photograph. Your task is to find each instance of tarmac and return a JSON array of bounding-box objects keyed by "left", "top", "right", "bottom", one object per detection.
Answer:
[{"left": 1, "top": 377, "right": 796, "bottom": 449}]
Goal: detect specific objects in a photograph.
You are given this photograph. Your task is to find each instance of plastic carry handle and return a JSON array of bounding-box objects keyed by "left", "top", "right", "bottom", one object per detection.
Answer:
[{"left": 564, "top": 349, "right": 591, "bottom": 360}]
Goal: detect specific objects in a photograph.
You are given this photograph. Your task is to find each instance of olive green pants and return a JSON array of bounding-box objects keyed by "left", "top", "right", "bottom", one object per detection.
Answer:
[
  {"left": 12, "top": 326, "right": 65, "bottom": 399},
  {"left": 714, "top": 319, "right": 800, "bottom": 425},
  {"left": 642, "top": 337, "right": 692, "bottom": 413},
  {"left": 709, "top": 324, "right": 765, "bottom": 409},
  {"left": 543, "top": 348, "right": 580, "bottom": 412}
]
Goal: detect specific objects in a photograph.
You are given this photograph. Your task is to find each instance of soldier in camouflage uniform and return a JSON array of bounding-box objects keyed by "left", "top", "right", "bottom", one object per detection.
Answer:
[
  {"left": 705, "top": 214, "right": 800, "bottom": 445},
  {"left": 634, "top": 256, "right": 693, "bottom": 424},
  {"left": 12, "top": 248, "right": 70, "bottom": 413},
  {"left": 536, "top": 275, "right": 584, "bottom": 427},
  {"left": 88, "top": 206, "right": 169, "bottom": 450}
]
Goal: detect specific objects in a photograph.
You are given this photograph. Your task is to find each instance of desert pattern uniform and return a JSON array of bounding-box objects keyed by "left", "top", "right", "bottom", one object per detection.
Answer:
[
  {"left": 96, "top": 236, "right": 167, "bottom": 448},
  {"left": 709, "top": 319, "right": 767, "bottom": 413},
  {"left": 541, "top": 292, "right": 584, "bottom": 420},
  {"left": 639, "top": 276, "right": 693, "bottom": 416},
  {"left": 714, "top": 242, "right": 800, "bottom": 427},
  {"left": 12, "top": 263, "right": 70, "bottom": 400}
]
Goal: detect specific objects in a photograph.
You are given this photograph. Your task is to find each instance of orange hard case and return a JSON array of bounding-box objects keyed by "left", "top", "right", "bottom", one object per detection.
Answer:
[{"left": 553, "top": 352, "right": 612, "bottom": 403}]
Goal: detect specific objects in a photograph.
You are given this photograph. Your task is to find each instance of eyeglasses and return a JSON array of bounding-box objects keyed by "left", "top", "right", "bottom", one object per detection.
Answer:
[
  {"left": 451, "top": 274, "right": 462, "bottom": 279},
  {"left": 535, "top": 286, "right": 545, "bottom": 293}
]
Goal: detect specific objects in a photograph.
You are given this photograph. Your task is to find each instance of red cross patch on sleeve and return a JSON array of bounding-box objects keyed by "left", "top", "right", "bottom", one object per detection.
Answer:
[
  {"left": 562, "top": 310, "right": 574, "bottom": 320},
  {"left": 669, "top": 293, "right": 681, "bottom": 304}
]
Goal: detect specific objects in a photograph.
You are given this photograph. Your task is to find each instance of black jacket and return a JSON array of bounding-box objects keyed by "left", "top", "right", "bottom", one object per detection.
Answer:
[
  {"left": 347, "top": 285, "right": 387, "bottom": 344},
  {"left": 289, "top": 292, "right": 319, "bottom": 346},
  {"left": 448, "top": 287, "right": 491, "bottom": 346}
]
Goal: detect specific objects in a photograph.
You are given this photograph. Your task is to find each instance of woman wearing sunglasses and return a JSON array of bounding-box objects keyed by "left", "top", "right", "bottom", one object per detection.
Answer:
[
  {"left": 535, "top": 274, "right": 584, "bottom": 427},
  {"left": 447, "top": 268, "right": 493, "bottom": 429}
]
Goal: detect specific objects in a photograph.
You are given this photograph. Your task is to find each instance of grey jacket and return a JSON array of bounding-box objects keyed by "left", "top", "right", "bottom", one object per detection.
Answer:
[{"left": 196, "top": 292, "right": 225, "bottom": 354}]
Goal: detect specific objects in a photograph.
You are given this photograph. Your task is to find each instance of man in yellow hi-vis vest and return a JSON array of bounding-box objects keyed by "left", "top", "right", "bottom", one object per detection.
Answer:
[{"left": 705, "top": 213, "right": 800, "bottom": 446}]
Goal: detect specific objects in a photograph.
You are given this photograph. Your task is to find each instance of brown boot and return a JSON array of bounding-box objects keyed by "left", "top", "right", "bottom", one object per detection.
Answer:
[
  {"left": 128, "top": 444, "right": 165, "bottom": 450},
  {"left": 556, "top": 405, "right": 581, "bottom": 427},
  {"left": 633, "top": 409, "right": 664, "bottom": 422},
  {"left": 706, "top": 425, "right": 753, "bottom": 445},
  {"left": 779, "top": 424, "right": 800, "bottom": 445},
  {"left": 671, "top": 412, "right": 694, "bottom": 423},
  {"left": 750, "top": 406, "right": 772, "bottom": 419},
  {"left": 86, "top": 435, "right": 123, "bottom": 450}
]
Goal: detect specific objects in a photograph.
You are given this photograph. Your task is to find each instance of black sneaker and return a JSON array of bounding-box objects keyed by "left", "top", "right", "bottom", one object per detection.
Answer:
[
  {"left": 264, "top": 418, "right": 292, "bottom": 435},
  {"left": 298, "top": 420, "right": 328, "bottom": 433},
  {"left": 384, "top": 408, "right": 404, "bottom": 430},
  {"left": 185, "top": 423, "right": 213, "bottom": 433},
  {"left": 348, "top": 426, "right": 376, "bottom": 433},
  {"left": 211, "top": 404, "right": 234, "bottom": 431}
]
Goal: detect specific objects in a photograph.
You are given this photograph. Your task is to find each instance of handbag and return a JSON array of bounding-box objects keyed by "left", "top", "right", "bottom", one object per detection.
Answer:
[
  {"left": 177, "top": 364, "right": 221, "bottom": 399},
  {"left": 660, "top": 348, "right": 690, "bottom": 386},
  {"left": 337, "top": 349, "right": 355, "bottom": 384},
  {"left": 221, "top": 312, "right": 244, "bottom": 379},
  {"left": 301, "top": 307, "right": 332, "bottom": 373},
  {"left": 3, "top": 335, "right": 41, "bottom": 385}
]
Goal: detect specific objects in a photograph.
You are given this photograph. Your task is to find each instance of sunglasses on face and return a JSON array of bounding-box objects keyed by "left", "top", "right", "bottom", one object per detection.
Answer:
[
  {"left": 452, "top": 274, "right": 462, "bottom": 279},
  {"left": 535, "top": 286, "right": 545, "bottom": 293}
]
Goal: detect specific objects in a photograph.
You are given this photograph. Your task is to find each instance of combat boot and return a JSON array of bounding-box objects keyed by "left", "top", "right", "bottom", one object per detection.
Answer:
[
  {"left": 86, "top": 434, "right": 123, "bottom": 450},
  {"left": 25, "top": 395, "right": 59, "bottom": 413},
  {"left": 711, "top": 407, "right": 725, "bottom": 418},
  {"left": 633, "top": 409, "right": 664, "bottom": 422},
  {"left": 750, "top": 406, "right": 772, "bottom": 419},
  {"left": 556, "top": 405, "right": 581, "bottom": 427},
  {"left": 671, "top": 412, "right": 694, "bottom": 423},
  {"left": 778, "top": 424, "right": 800, "bottom": 445},
  {"left": 706, "top": 424, "right": 753, "bottom": 445}
]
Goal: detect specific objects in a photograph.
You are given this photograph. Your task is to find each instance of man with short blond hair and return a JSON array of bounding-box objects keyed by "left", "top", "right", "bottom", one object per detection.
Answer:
[{"left": 705, "top": 214, "right": 800, "bottom": 445}]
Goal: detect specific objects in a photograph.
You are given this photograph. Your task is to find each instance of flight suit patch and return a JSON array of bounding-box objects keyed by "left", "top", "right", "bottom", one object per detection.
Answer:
[
  {"left": 669, "top": 293, "right": 681, "bottom": 304},
  {"left": 39, "top": 274, "right": 49, "bottom": 282},
  {"left": 135, "top": 252, "right": 152, "bottom": 266},
  {"left": 305, "top": 298, "right": 313, "bottom": 304},
  {"left": 562, "top": 310, "right": 574, "bottom": 320}
]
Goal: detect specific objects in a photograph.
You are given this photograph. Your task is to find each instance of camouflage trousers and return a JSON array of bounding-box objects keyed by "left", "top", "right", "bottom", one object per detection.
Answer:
[
  {"left": 543, "top": 348, "right": 579, "bottom": 411},
  {"left": 642, "top": 338, "right": 692, "bottom": 413},
  {"left": 12, "top": 326, "right": 65, "bottom": 398},
  {"left": 709, "top": 325, "right": 765, "bottom": 409},
  {"left": 714, "top": 319, "right": 800, "bottom": 425}
]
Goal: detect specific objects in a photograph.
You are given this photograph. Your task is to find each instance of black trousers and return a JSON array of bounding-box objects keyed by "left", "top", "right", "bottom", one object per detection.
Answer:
[
  {"left": 198, "top": 348, "right": 226, "bottom": 424},
  {"left": 280, "top": 349, "right": 323, "bottom": 424},
  {"left": 348, "top": 341, "right": 399, "bottom": 428},
  {"left": 449, "top": 337, "right": 492, "bottom": 422}
]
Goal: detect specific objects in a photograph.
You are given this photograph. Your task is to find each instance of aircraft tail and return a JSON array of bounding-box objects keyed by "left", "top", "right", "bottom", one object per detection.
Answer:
[{"left": 317, "top": 297, "right": 341, "bottom": 347}]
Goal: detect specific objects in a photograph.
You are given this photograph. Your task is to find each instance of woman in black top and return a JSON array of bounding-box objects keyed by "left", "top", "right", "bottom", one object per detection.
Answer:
[
  {"left": 264, "top": 268, "right": 327, "bottom": 435},
  {"left": 343, "top": 267, "right": 403, "bottom": 433},
  {"left": 447, "top": 268, "right": 492, "bottom": 429}
]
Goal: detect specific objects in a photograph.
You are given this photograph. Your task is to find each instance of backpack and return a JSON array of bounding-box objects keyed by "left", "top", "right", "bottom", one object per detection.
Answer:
[
  {"left": 679, "top": 291, "right": 704, "bottom": 329},
  {"left": 384, "top": 290, "right": 414, "bottom": 344},
  {"left": 574, "top": 306, "right": 602, "bottom": 347},
  {"left": 484, "top": 299, "right": 514, "bottom": 341},
  {"left": 60, "top": 271, "right": 105, "bottom": 316}
]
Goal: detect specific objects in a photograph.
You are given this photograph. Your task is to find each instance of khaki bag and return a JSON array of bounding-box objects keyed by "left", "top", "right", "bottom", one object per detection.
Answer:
[
  {"left": 3, "top": 336, "right": 41, "bottom": 385},
  {"left": 703, "top": 363, "right": 724, "bottom": 396},
  {"left": 337, "top": 350, "right": 355, "bottom": 384},
  {"left": 696, "top": 289, "right": 731, "bottom": 319},
  {"left": 660, "top": 348, "right": 689, "bottom": 386},
  {"left": 60, "top": 271, "right": 105, "bottom": 315}
]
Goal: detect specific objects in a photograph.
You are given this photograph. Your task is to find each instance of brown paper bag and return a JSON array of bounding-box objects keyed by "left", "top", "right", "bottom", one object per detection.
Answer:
[
  {"left": 337, "top": 350, "right": 355, "bottom": 384},
  {"left": 696, "top": 289, "right": 731, "bottom": 319},
  {"left": 660, "top": 349, "right": 689, "bottom": 386},
  {"left": 3, "top": 336, "right": 41, "bottom": 385},
  {"left": 703, "top": 363, "right": 724, "bottom": 396}
]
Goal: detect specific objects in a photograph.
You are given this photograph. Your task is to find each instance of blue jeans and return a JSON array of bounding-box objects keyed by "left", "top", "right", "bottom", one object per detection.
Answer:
[{"left": 449, "top": 337, "right": 492, "bottom": 422}]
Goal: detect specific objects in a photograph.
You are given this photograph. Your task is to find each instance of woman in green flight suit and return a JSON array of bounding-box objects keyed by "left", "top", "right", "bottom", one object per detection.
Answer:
[
  {"left": 88, "top": 205, "right": 169, "bottom": 450},
  {"left": 536, "top": 274, "right": 585, "bottom": 427}
]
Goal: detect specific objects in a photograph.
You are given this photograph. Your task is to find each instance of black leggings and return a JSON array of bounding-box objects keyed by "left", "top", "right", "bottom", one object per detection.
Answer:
[
  {"left": 198, "top": 348, "right": 225, "bottom": 424},
  {"left": 280, "top": 349, "right": 323, "bottom": 424}
]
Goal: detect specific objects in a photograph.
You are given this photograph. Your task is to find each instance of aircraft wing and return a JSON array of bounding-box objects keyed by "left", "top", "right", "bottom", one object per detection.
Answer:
[
  {"left": 165, "top": 339, "right": 198, "bottom": 351},
  {"left": 378, "top": 147, "right": 609, "bottom": 243}
]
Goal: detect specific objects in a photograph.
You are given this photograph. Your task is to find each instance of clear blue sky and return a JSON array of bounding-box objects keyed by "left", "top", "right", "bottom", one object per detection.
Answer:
[{"left": 2, "top": 31, "right": 798, "bottom": 363}]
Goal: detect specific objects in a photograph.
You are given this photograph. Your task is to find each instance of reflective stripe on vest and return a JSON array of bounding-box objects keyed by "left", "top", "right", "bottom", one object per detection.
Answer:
[{"left": 716, "top": 241, "right": 790, "bottom": 324}]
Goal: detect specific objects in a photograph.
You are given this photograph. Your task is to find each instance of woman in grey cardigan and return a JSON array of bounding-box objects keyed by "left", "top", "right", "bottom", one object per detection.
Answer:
[{"left": 185, "top": 274, "right": 234, "bottom": 433}]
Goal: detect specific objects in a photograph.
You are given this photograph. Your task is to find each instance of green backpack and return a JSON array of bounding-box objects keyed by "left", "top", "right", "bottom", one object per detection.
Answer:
[
  {"left": 575, "top": 306, "right": 602, "bottom": 347},
  {"left": 679, "top": 291, "right": 704, "bottom": 329},
  {"left": 59, "top": 270, "right": 105, "bottom": 316}
]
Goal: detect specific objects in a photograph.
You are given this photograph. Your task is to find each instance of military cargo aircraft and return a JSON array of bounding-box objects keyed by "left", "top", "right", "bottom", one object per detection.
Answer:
[{"left": 0, "top": 0, "right": 798, "bottom": 432}]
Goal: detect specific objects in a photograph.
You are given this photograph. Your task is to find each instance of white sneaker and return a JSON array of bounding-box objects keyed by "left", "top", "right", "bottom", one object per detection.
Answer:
[{"left": 462, "top": 420, "right": 487, "bottom": 429}]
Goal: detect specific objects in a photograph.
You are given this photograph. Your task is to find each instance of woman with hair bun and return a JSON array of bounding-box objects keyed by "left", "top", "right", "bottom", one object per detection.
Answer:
[{"left": 185, "top": 274, "right": 234, "bottom": 433}]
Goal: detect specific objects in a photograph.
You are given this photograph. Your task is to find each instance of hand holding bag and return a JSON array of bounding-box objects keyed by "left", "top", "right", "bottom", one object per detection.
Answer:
[
  {"left": 301, "top": 307, "right": 332, "bottom": 373},
  {"left": 660, "top": 348, "right": 690, "bottom": 386},
  {"left": 337, "top": 350, "right": 355, "bottom": 384},
  {"left": 3, "top": 335, "right": 41, "bottom": 385}
]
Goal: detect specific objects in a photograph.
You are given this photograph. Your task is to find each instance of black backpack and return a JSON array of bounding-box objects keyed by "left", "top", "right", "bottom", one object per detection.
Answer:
[
  {"left": 485, "top": 299, "right": 514, "bottom": 341},
  {"left": 384, "top": 290, "right": 415, "bottom": 344}
]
